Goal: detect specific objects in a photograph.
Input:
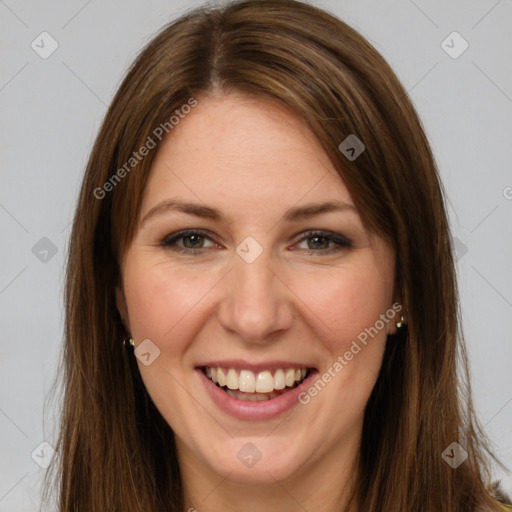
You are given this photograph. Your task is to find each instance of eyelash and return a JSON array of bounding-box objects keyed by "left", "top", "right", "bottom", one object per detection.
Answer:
[{"left": 159, "top": 229, "right": 352, "bottom": 255}]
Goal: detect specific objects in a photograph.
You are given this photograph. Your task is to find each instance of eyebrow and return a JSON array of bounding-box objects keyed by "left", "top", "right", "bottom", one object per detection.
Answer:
[{"left": 140, "top": 198, "right": 357, "bottom": 227}]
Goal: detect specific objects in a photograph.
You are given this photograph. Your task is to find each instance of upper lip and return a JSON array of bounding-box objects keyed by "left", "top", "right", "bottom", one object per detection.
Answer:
[{"left": 196, "top": 359, "right": 316, "bottom": 373}]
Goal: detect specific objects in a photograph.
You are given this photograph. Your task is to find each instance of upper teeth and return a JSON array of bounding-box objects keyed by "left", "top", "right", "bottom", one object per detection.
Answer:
[{"left": 205, "top": 367, "right": 307, "bottom": 393}]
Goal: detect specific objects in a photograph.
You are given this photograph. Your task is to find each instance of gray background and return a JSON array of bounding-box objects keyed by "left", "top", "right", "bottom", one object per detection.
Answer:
[{"left": 1, "top": 0, "right": 511, "bottom": 509}]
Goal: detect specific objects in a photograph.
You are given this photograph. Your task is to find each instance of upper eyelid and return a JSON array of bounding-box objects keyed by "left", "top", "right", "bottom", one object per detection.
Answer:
[{"left": 161, "top": 229, "right": 217, "bottom": 244}]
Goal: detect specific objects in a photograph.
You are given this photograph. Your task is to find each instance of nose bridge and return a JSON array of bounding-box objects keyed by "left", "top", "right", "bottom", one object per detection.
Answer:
[{"left": 218, "top": 243, "right": 292, "bottom": 342}]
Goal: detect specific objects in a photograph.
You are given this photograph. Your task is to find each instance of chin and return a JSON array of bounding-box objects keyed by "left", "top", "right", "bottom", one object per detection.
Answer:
[{"left": 204, "top": 439, "right": 304, "bottom": 484}]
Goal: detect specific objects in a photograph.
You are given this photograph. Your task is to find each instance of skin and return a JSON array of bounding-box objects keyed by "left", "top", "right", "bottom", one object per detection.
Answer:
[{"left": 116, "top": 92, "right": 399, "bottom": 512}]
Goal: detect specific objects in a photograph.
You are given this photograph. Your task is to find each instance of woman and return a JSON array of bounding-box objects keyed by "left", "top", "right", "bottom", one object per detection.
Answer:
[{"left": 45, "top": 0, "right": 511, "bottom": 510}]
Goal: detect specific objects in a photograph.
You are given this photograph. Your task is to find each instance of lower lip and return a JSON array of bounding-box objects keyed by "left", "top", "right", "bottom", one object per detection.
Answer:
[{"left": 197, "top": 368, "right": 318, "bottom": 421}]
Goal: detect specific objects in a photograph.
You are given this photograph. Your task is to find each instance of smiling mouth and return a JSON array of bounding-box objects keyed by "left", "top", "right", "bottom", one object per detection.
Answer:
[{"left": 201, "top": 366, "right": 311, "bottom": 402}]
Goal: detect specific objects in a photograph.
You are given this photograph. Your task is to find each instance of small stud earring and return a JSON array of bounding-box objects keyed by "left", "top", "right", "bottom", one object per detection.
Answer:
[
  {"left": 396, "top": 316, "right": 406, "bottom": 329},
  {"left": 123, "top": 338, "right": 135, "bottom": 346}
]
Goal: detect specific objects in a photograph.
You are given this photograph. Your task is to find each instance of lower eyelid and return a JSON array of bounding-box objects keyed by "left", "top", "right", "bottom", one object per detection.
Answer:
[{"left": 295, "top": 240, "right": 351, "bottom": 252}]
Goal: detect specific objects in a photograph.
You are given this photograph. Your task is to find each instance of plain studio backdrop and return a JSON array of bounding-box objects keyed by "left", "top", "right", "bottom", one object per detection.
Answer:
[{"left": 1, "top": 0, "right": 511, "bottom": 509}]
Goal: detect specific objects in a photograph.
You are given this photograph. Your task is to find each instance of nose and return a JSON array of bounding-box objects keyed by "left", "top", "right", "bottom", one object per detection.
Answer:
[{"left": 217, "top": 247, "right": 294, "bottom": 344}]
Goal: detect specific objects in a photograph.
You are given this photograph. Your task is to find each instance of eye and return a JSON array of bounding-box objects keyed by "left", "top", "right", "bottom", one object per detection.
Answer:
[
  {"left": 294, "top": 230, "right": 352, "bottom": 253},
  {"left": 160, "top": 230, "right": 219, "bottom": 254},
  {"left": 159, "top": 229, "right": 352, "bottom": 256}
]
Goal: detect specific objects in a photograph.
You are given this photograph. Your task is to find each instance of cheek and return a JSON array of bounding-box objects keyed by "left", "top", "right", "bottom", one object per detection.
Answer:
[
  {"left": 123, "top": 258, "right": 219, "bottom": 345},
  {"left": 290, "top": 262, "right": 393, "bottom": 420},
  {"left": 293, "top": 258, "right": 394, "bottom": 351},
  {"left": 121, "top": 259, "right": 218, "bottom": 423}
]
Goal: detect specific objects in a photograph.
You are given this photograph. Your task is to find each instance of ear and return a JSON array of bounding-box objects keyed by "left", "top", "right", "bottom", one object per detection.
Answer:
[{"left": 115, "top": 286, "right": 131, "bottom": 334}]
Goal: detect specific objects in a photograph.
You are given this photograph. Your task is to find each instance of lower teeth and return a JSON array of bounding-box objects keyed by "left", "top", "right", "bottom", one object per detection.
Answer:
[{"left": 222, "top": 386, "right": 293, "bottom": 401}]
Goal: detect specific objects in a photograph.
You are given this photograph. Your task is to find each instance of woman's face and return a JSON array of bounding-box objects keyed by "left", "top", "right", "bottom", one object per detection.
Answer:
[{"left": 117, "top": 93, "right": 398, "bottom": 485}]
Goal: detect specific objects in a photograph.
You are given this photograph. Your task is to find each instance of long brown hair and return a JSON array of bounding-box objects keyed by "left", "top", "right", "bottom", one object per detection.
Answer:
[{"left": 44, "top": 1, "right": 510, "bottom": 510}]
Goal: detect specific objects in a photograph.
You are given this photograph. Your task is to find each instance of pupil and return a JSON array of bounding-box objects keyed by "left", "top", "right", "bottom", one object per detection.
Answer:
[
  {"left": 184, "top": 235, "right": 203, "bottom": 248},
  {"left": 309, "top": 236, "right": 327, "bottom": 249}
]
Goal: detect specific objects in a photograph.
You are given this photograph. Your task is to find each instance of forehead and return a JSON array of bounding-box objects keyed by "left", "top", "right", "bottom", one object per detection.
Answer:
[{"left": 140, "top": 93, "right": 354, "bottom": 220}]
